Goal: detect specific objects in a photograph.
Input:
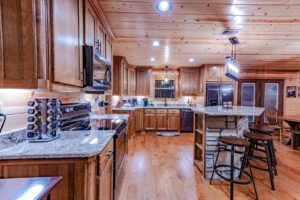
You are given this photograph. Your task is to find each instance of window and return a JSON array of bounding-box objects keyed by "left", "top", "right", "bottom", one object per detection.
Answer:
[{"left": 155, "top": 80, "right": 175, "bottom": 98}]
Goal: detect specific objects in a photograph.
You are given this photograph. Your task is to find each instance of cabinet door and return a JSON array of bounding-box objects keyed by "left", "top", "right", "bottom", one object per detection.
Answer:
[
  {"left": 156, "top": 114, "right": 168, "bottom": 130},
  {"left": 168, "top": 114, "right": 180, "bottom": 131},
  {"left": 95, "top": 21, "right": 105, "bottom": 56},
  {"left": 0, "top": 0, "right": 37, "bottom": 88},
  {"left": 99, "top": 157, "right": 113, "bottom": 200},
  {"left": 144, "top": 114, "right": 156, "bottom": 130},
  {"left": 106, "top": 37, "right": 112, "bottom": 64},
  {"left": 52, "top": 0, "right": 83, "bottom": 86},
  {"left": 207, "top": 66, "right": 221, "bottom": 82},
  {"left": 136, "top": 68, "right": 152, "bottom": 96},
  {"left": 123, "top": 60, "right": 128, "bottom": 95},
  {"left": 182, "top": 68, "right": 199, "bottom": 96},
  {"left": 135, "top": 109, "right": 143, "bottom": 132},
  {"left": 127, "top": 67, "right": 136, "bottom": 95}
]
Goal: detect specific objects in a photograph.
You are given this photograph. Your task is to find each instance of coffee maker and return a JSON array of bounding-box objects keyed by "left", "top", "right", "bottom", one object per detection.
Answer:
[{"left": 142, "top": 98, "right": 148, "bottom": 107}]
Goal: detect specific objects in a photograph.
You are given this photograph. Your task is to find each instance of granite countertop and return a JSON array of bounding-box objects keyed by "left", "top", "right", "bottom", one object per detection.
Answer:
[
  {"left": 192, "top": 106, "right": 265, "bottom": 116},
  {"left": 90, "top": 114, "right": 129, "bottom": 120},
  {"left": 0, "top": 130, "right": 115, "bottom": 159},
  {"left": 112, "top": 105, "right": 193, "bottom": 111}
]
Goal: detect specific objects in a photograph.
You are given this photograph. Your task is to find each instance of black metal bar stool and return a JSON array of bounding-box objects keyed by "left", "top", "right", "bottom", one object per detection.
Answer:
[
  {"left": 210, "top": 136, "right": 258, "bottom": 200},
  {"left": 248, "top": 125, "right": 278, "bottom": 176},
  {"left": 243, "top": 132, "right": 277, "bottom": 190}
]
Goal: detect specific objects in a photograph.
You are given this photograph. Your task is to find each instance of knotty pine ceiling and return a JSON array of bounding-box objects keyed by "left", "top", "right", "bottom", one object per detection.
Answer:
[{"left": 98, "top": 0, "right": 300, "bottom": 70}]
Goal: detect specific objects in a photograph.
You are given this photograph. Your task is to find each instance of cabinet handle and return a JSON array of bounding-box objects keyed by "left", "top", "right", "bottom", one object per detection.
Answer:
[
  {"left": 95, "top": 40, "right": 101, "bottom": 53},
  {"left": 106, "top": 151, "right": 113, "bottom": 158}
]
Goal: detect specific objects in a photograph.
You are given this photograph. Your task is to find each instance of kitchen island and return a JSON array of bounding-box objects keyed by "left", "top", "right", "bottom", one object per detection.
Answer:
[{"left": 192, "top": 106, "right": 264, "bottom": 179}]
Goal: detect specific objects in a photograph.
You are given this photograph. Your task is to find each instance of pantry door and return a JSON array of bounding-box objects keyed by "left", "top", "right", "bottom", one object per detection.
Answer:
[{"left": 238, "top": 79, "right": 284, "bottom": 125}]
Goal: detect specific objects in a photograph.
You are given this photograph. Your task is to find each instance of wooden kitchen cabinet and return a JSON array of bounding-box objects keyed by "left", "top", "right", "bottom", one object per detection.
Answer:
[
  {"left": 0, "top": 139, "right": 114, "bottom": 200},
  {"left": 136, "top": 67, "right": 152, "bottom": 96},
  {"left": 167, "top": 109, "right": 180, "bottom": 131},
  {"left": 127, "top": 65, "right": 136, "bottom": 95},
  {"left": 52, "top": 0, "right": 84, "bottom": 87},
  {"left": 113, "top": 56, "right": 128, "bottom": 95},
  {"left": 156, "top": 109, "right": 168, "bottom": 130},
  {"left": 144, "top": 109, "right": 156, "bottom": 130},
  {"left": 180, "top": 67, "right": 200, "bottom": 96},
  {"left": 106, "top": 36, "right": 113, "bottom": 64},
  {"left": 98, "top": 140, "right": 113, "bottom": 200},
  {"left": 0, "top": 0, "right": 37, "bottom": 88},
  {"left": 135, "top": 109, "right": 144, "bottom": 132}
]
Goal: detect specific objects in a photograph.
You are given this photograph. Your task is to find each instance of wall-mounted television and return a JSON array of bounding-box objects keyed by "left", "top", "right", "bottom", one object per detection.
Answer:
[{"left": 225, "top": 57, "right": 240, "bottom": 81}]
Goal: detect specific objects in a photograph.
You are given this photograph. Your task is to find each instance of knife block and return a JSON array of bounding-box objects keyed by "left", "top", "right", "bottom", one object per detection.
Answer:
[{"left": 27, "top": 98, "right": 61, "bottom": 142}]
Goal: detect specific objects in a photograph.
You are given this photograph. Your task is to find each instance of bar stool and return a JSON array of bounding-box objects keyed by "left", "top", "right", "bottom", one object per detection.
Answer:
[
  {"left": 248, "top": 125, "right": 278, "bottom": 175},
  {"left": 243, "top": 132, "right": 277, "bottom": 190},
  {"left": 210, "top": 136, "right": 258, "bottom": 200}
]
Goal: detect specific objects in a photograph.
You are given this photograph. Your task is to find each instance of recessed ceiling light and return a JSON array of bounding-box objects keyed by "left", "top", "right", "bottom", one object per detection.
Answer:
[
  {"left": 189, "top": 58, "right": 195, "bottom": 63},
  {"left": 150, "top": 57, "right": 155, "bottom": 62},
  {"left": 157, "top": 0, "right": 172, "bottom": 12},
  {"left": 152, "top": 41, "right": 160, "bottom": 47}
]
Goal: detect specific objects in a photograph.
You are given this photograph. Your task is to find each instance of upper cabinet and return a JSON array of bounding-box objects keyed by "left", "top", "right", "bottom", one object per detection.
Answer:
[
  {"left": 113, "top": 56, "right": 127, "bottom": 95},
  {"left": 180, "top": 67, "right": 200, "bottom": 96},
  {"left": 105, "top": 36, "right": 113, "bottom": 64},
  {"left": 127, "top": 65, "right": 136, "bottom": 96},
  {"left": 205, "top": 65, "right": 235, "bottom": 83},
  {"left": 52, "top": 0, "right": 84, "bottom": 87},
  {"left": 0, "top": 0, "right": 37, "bottom": 88},
  {"left": 136, "top": 67, "right": 152, "bottom": 96}
]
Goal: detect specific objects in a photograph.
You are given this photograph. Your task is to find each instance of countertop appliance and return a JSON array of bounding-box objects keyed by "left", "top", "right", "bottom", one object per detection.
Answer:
[
  {"left": 180, "top": 108, "right": 194, "bottom": 132},
  {"left": 142, "top": 98, "right": 148, "bottom": 107},
  {"left": 82, "top": 45, "right": 112, "bottom": 93},
  {"left": 206, "top": 83, "right": 234, "bottom": 106}
]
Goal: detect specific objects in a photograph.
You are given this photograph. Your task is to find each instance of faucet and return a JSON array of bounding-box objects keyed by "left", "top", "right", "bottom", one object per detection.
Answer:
[{"left": 164, "top": 97, "right": 168, "bottom": 107}]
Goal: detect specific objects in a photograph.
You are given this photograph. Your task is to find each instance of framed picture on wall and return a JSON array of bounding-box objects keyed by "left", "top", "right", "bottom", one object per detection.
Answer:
[{"left": 287, "top": 86, "right": 297, "bottom": 98}]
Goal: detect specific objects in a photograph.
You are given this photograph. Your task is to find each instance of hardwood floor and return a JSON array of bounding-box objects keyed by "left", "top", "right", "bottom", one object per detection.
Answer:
[{"left": 118, "top": 133, "right": 300, "bottom": 200}]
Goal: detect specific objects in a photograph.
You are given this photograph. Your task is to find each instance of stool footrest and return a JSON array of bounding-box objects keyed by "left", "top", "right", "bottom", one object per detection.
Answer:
[{"left": 215, "top": 165, "right": 253, "bottom": 185}]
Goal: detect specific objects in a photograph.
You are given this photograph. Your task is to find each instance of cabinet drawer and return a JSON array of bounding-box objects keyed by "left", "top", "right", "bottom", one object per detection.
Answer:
[
  {"left": 99, "top": 139, "right": 114, "bottom": 175},
  {"left": 156, "top": 109, "right": 167, "bottom": 114},
  {"left": 168, "top": 109, "right": 180, "bottom": 114},
  {"left": 145, "top": 109, "right": 156, "bottom": 114}
]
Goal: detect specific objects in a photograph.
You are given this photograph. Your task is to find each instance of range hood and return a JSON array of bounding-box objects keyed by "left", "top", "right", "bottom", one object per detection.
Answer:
[{"left": 82, "top": 45, "right": 112, "bottom": 94}]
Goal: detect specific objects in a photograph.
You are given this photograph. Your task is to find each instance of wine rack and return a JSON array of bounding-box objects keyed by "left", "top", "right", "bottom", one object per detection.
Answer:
[{"left": 27, "top": 98, "right": 61, "bottom": 142}]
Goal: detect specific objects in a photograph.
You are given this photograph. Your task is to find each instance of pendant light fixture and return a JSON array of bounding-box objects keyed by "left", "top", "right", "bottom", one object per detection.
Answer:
[{"left": 164, "top": 66, "right": 169, "bottom": 83}]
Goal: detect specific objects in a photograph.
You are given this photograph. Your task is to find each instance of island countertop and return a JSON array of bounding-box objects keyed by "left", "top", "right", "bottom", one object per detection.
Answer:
[
  {"left": 0, "top": 130, "right": 115, "bottom": 159},
  {"left": 192, "top": 106, "right": 265, "bottom": 116}
]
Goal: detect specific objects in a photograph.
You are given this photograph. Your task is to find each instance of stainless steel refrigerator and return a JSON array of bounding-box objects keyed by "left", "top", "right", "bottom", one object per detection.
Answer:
[{"left": 206, "top": 83, "right": 234, "bottom": 106}]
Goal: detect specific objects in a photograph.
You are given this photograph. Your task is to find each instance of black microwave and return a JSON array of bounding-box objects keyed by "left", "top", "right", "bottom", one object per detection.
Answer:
[{"left": 82, "top": 45, "right": 112, "bottom": 93}]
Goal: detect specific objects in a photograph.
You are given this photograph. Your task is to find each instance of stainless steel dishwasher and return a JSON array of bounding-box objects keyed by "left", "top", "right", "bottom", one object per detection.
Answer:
[{"left": 180, "top": 108, "right": 194, "bottom": 132}]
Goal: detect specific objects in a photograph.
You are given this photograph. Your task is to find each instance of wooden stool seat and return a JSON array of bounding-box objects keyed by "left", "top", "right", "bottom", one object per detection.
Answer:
[
  {"left": 219, "top": 136, "right": 250, "bottom": 147},
  {"left": 249, "top": 125, "right": 274, "bottom": 135},
  {"left": 244, "top": 132, "right": 273, "bottom": 141}
]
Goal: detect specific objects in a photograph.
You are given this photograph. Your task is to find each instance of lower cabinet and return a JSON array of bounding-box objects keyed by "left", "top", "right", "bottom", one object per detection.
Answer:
[
  {"left": 99, "top": 157, "right": 113, "bottom": 200},
  {"left": 167, "top": 109, "right": 180, "bottom": 131},
  {"left": 0, "top": 139, "right": 114, "bottom": 200},
  {"left": 143, "top": 109, "right": 180, "bottom": 131},
  {"left": 135, "top": 109, "right": 144, "bottom": 132},
  {"left": 144, "top": 110, "right": 156, "bottom": 131}
]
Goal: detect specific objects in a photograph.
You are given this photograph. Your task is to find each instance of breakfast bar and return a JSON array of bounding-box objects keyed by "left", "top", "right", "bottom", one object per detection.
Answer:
[{"left": 192, "top": 106, "right": 265, "bottom": 179}]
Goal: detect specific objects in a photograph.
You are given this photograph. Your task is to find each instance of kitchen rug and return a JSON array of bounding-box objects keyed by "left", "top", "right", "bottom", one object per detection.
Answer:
[{"left": 156, "top": 132, "right": 180, "bottom": 136}]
